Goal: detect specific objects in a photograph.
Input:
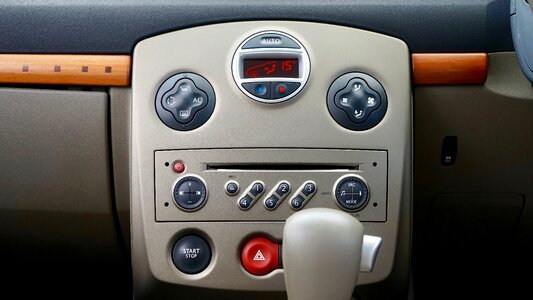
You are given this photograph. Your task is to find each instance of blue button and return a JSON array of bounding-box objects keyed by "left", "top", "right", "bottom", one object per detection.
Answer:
[{"left": 242, "top": 82, "right": 271, "bottom": 99}]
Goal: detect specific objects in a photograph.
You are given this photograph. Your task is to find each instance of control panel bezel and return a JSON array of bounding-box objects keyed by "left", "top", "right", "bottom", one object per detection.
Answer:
[
  {"left": 131, "top": 21, "right": 412, "bottom": 292},
  {"left": 231, "top": 31, "right": 311, "bottom": 103}
]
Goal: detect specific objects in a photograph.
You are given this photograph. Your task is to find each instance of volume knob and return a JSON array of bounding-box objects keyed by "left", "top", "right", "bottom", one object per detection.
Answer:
[
  {"left": 172, "top": 175, "right": 208, "bottom": 211},
  {"left": 333, "top": 175, "right": 370, "bottom": 211}
]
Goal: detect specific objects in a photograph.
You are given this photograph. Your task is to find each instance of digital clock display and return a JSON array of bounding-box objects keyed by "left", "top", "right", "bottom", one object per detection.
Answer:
[{"left": 243, "top": 59, "right": 299, "bottom": 78}]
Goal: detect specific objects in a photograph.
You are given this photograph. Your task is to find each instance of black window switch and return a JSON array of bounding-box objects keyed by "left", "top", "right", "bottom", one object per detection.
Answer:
[{"left": 441, "top": 136, "right": 457, "bottom": 166}]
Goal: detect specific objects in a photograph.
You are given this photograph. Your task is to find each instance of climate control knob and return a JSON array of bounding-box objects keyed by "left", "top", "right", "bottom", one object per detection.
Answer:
[
  {"left": 155, "top": 72, "right": 216, "bottom": 131},
  {"left": 333, "top": 175, "right": 369, "bottom": 211},
  {"left": 327, "top": 72, "right": 387, "bottom": 131}
]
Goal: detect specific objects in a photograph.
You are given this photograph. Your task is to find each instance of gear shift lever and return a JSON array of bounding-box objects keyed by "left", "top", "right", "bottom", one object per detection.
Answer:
[{"left": 283, "top": 208, "right": 365, "bottom": 300}]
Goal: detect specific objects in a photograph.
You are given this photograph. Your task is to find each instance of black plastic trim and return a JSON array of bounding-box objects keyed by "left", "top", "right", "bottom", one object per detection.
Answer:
[{"left": 0, "top": 0, "right": 513, "bottom": 54}]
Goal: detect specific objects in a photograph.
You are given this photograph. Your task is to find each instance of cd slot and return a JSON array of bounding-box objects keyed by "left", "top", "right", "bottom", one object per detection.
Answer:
[{"left": 206, "top": 164, "right": 359, "bottom": 171}]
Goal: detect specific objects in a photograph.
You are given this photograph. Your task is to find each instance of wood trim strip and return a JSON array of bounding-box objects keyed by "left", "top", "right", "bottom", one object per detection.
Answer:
[
  {"left": 0, "top": 54, "right": 130, "bottom": 86},
  {"left": 412, "top": 53, "right": 488, "bottom": 85},
  {"left": 0, "top": 53, "right": 487, "bottom": 87}
]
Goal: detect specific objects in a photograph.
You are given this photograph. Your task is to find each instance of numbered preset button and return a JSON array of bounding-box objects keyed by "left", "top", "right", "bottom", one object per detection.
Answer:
[
  {"left": 264, "top": 181, "right": 291, "bottom": 210},
  {"left": 302, "top": 182, "right": 316, "bottom": 196},
  {"left": 239, "top": 195, "right": 254, "bottom": 210},
  {"left": 275, "top": 182, "right": 291, "bottom": 197},
  {"left": 289, "top": 180, "right": 317, "bottom": 210},
  {"left": 290, "top": 195, "right": 305, "bottom": 210},
  {"left": 264, "top": 195, "right": 279, "bottom": 210},
  {"left": 250, "top": 182, "right": 265, "bottom": 196},
  {"left": 237, "top": 180, "right": 266, "bottom": 210}
]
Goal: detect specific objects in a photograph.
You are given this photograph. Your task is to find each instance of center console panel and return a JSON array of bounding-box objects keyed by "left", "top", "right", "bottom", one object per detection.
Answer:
[{"left": 131, "top": 21, "right": 411, "bottom": 296}]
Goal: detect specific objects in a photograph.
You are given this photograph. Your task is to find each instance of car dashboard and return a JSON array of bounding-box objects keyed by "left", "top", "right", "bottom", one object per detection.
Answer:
[{"left": 0, "top": 1, "right": 532, "bottom": 300}]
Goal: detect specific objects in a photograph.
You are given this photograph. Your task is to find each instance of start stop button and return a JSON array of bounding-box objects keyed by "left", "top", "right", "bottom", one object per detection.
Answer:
[{"left": 172, "top": 235, "right": 212, "bottom": 274}]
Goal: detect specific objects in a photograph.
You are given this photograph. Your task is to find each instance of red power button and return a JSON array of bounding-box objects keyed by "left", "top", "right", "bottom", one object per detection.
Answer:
[{"left": 241, "top": 237, "right": 280, "bottom": 276}]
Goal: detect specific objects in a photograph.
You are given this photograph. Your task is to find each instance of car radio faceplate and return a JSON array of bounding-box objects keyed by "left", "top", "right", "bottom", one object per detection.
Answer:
[{"left": 155, "top": 149, "right": 387, "bottom": 222}]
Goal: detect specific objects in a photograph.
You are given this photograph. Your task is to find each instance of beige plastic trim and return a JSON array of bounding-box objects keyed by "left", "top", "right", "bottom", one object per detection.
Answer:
[
  {"left": 0, "top": 87, "right": 122, "bottom": 260},
  {"left": 109, "top": 87, "right": 132, "bottom": 251},
  {"left": 131, "top": 21, "right": 412, "bottom": 295}
]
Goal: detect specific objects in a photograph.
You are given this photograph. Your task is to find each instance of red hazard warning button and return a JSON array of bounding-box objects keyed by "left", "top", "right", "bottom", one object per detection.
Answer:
[{"left": 241, "top": 237, "right": 280, "bottom": 276}]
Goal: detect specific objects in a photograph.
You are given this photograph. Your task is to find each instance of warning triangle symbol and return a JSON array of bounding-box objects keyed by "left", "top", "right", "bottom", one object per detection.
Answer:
[{"left": 253, "top": 250, "right": 266, "bottom": 261}]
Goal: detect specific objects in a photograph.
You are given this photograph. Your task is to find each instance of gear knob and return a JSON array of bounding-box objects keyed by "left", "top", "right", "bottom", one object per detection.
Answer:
[{"left": 283, "top": 208, "right": 364, "bottom": 300}]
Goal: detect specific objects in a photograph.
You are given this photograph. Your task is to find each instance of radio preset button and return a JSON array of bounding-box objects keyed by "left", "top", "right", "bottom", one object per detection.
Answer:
[
  {"left": 237, "top": 180, "right": 265, "bottom": 210},
  {"left": 264, "top": 195, "right": 279, "bottom": 210},
  {"left": 263, "top": 181, "right": 291, "bottom": 210},
  {"left": 238, "top": 181, "right": 266, "bottom": 210},
  {"left": 302, "top": 182, "right": 316, "bottom": 197},
  {"left": 288, "top": 181, "right": 317, "bottom": 210},
  {"left": 290, "top": 195, "right": 305, "bottom": 210},
  {"left": 239, "top": 195, "right": 254, "bottom": 210},
  {"left": 250, "top": 182, "right": 265, "bottom": 196},
  {"left": 275, "top": 182, "right": 291, "bottom": 197}
]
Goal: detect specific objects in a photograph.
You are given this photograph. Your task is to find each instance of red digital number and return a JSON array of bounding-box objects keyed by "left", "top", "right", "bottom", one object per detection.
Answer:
[{"left": 282, "top": 60, "right": 294, "bottom": 71}]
